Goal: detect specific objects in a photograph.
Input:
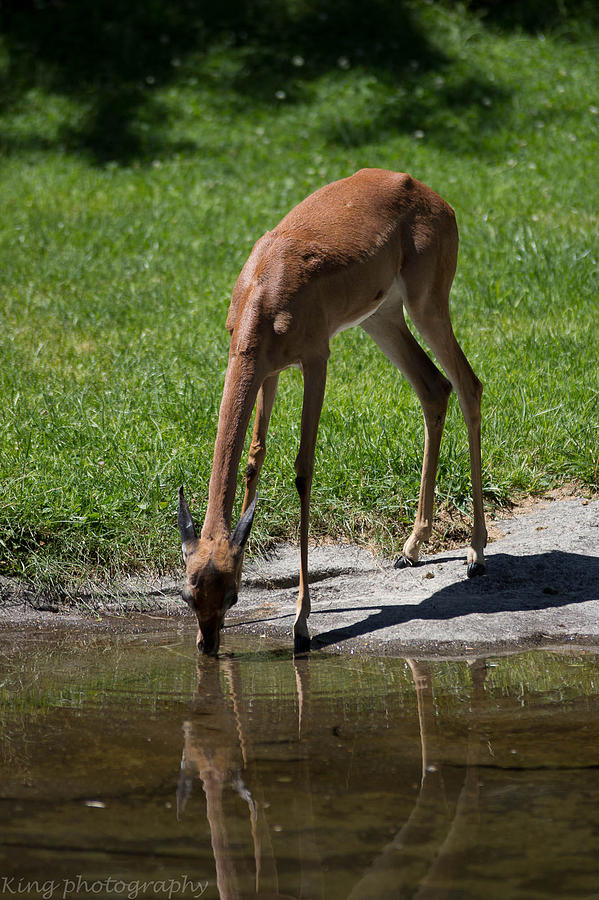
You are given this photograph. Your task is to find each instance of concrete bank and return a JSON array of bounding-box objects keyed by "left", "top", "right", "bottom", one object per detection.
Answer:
[
  {"left": 229, "top": 495, "right": 599, "bottom": 657},
  {"left": 1, "top": 495, "right": 598, "bottom": 659}
]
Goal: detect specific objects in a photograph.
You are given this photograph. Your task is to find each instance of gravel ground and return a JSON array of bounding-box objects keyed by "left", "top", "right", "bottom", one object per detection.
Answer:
[
  {"left": 1, "top": 494, "right": 598, "bottom": 658},
  {"left": 230, "top": 494, "right": 599, "bottom": 656}
]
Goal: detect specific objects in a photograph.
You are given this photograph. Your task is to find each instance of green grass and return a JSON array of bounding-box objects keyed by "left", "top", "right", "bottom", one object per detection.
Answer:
[{"left": 0, "top": 1, "right": 598, "bottom": 589}]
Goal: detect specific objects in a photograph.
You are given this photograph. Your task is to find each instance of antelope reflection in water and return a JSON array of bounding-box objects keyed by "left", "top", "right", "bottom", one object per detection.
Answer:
[{"left": 177, "top": 657, "right": 488, "bottom": 899}]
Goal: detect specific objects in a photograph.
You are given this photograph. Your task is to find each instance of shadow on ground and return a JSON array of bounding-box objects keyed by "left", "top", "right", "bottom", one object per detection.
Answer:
[{"left": 313, "top": 550, "right": 599, "bottom": 648}]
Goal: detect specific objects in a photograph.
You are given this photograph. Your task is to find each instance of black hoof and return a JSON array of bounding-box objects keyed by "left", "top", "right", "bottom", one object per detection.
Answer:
[
  {"left": 394, "top": 555, "right": 417, "bottom": 570},
  {"left": 294, "top": 634, "right": 311, "bottom": 655},
  {"left": 467, "top": 562, "right": 486, "bottom": 578}
]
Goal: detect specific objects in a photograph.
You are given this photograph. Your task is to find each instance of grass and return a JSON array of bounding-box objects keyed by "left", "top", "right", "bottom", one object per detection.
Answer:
[{"left": 0, "top": 1, "right": 598, "bottom": 590}]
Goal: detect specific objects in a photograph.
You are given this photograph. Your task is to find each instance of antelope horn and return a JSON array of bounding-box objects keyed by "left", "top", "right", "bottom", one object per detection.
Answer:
[
  {"left": 178, "top": 486, "right": 198, "bottom": 546},
  {"left": 231, "top": 496, "right": 258, "bottom": 549}
]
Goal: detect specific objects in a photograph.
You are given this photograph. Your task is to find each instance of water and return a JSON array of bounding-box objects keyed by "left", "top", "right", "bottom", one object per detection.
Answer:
[{"left": 1, "top": 626, "right": 599, "bottom": 899}]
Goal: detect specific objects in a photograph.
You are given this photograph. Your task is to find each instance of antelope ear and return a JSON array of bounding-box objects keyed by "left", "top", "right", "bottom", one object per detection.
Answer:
[
  {"left": 231, "top": 496, "right": 257, "bottom": 550},
  {"left": 178, "top": 486, "right": 198, "bottom": 553}
]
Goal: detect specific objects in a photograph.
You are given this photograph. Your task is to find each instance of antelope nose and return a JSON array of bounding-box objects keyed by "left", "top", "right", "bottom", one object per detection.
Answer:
[{"left": 197, "top": 629, "right": 219, "bottom": 656}]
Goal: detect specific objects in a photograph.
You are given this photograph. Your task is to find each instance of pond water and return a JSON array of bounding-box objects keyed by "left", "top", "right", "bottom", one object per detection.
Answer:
[{"left": 1, "top": 625, "right": 599, "bottom": 899}]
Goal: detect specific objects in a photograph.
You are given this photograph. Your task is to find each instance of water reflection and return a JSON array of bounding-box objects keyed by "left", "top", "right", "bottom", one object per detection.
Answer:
[
  {"left": 179, "top": 656, "right": 321, "bottom": 899},
  {"left": 2, "top": 633, "right": 599, "bottom": 898},
  {"left": 178, "top": 655, "right": 491, "bottom": 898},
  {"left": 347, "top": 659, "right": 486, "bottom": 900}
]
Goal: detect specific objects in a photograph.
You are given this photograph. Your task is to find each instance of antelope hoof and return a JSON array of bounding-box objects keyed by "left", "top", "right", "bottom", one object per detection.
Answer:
[
  {"left": 394, "top": 555, "right": 417, "bottom": 570},
  {"left": 467, "top": 561, "right": 486, "bottom": 579},
  {"left": 294, "top": 633, "right": 311, "bottom": 655}
]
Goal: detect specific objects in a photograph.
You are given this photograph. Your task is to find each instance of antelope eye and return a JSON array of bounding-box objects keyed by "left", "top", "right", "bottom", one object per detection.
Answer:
[{"left": 181, "top": 587, "right": 195, "bottom": 607}]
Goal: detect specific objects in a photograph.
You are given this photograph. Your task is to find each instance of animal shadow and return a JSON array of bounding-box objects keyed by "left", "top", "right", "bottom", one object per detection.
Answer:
[{"left": 313, "top": 549, "right": 599, "bottom": 648}]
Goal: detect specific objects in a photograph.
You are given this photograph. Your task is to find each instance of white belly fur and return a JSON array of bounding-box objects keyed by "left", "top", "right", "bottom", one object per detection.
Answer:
[{"left": 330, "top": 275, "right": 407, "bottom": 339}]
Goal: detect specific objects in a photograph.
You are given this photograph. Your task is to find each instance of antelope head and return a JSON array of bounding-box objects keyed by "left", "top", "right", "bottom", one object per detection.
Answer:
[{"left": 178, "top": 487, "right": 256, "bottom": 655}]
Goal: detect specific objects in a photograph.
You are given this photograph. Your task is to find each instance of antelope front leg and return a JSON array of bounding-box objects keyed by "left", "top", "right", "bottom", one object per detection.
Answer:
[
  {"left": 242, "top": 374, "right": 279, "bottom": 514},
  {"left": 293, "top": 358, "right": 327, "bottom": 653}
]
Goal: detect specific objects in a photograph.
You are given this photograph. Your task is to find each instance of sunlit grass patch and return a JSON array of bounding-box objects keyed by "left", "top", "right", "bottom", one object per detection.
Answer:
[{"left": 0, "top": 1, "right": 598, "bottom": 588}]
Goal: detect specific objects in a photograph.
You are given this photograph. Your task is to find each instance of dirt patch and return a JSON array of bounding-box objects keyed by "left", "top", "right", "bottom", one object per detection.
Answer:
[{"left": 1, "top": 492, "right": 598, "bottom": 657}]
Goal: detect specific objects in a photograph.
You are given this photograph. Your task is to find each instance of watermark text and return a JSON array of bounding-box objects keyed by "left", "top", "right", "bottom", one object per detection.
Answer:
[{"left": 0, "top": 875, "right": 209, "bottom": 900}]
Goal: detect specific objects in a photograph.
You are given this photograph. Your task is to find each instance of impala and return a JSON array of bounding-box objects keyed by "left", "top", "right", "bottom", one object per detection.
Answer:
[{"left": 178, "top": 168, "right": 487, "bottom": 654}]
